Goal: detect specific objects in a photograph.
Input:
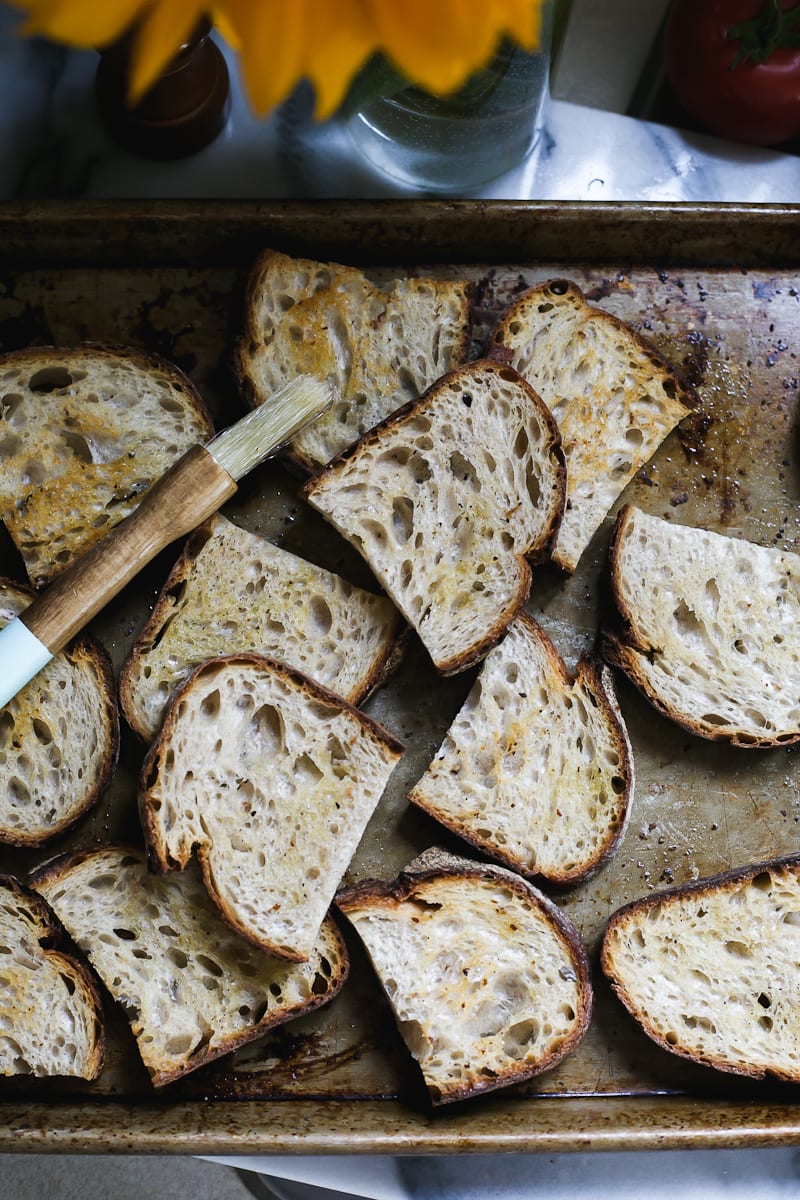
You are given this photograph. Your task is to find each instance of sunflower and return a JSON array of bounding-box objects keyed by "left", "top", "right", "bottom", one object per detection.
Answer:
[{"left": 11, "top": 0, "right": 546, "bottom": 118}]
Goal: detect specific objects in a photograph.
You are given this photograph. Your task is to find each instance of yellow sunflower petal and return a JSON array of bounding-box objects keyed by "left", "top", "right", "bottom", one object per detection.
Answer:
[
  {"left": 301, "top": 0, "right": 381, "bottom": 119},
  {"left": 128, "top": 0, "right": 207, "bottom": 101},
  {"left": 12, "top": 0, "right": 145, "bottom": 49},
  {"left": 367, "top": 0, "right": 543, "bottom": 95},
  {"left": 222, "top": 0, "right": 310, "bottom": 115},
  {"left": 12, "top": 0, "right": 547, "bottom": 120}
]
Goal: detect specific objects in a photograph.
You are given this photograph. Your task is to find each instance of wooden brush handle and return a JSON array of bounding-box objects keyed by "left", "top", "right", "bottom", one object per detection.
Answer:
[{"left": 23, "top": 445, "right": 237, "bottom": 655}]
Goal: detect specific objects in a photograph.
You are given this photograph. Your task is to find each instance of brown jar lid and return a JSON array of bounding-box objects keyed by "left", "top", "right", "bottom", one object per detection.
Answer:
[{"left": 96, "top": 19, "right": 230, "bottom": 160}]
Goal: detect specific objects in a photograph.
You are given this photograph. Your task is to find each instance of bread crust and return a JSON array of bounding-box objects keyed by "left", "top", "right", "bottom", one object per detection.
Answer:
[
  {"left": 139, "top": 652, "right": 404, "bottom": 960},
  {"left": 119, "top": 515, "right": 404, "bottom": 741},
  {"left": 337, "top": 848, "right": 592, "bottom": 1104},
  {"left": 32, "top": 844, "right": 350, "bottom": 1087},
  {"left": 0, "top": 577, "right": 119, "bottom": 847},
  {"left": 605, "top": 505, "right": 800, "bottom": 748},
  {"left": 0, "top": 872, "right": 105, "bottom": 1079},
  {"left": 0, "top": 343, "right": 215, "bottom": 587},
  {"left": 409, "top": 612, "right": 633, "bottom": 885},
  {"left": 602, "top": 854, "right": 800, "bottom": 1082},
  {"left": 303, "top": 359, "right": 566, "bottom": 676},
  {"left": 232, "top": 248, "right": 474, "bottom": 474},
  {"left": 488, "top": 279, "right": 693, "bottom": 573}
]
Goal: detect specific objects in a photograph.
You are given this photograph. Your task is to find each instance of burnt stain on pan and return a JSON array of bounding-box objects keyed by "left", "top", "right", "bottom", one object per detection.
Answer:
[
  {"left": 0, "top": 275, "right": 54, "bottom": 351},
  {"left": 167, "top": 1028, "right": 401, "bottom": 1101},
  {"left": 133, "top": 287, "right": 197, "bottom": 374}
]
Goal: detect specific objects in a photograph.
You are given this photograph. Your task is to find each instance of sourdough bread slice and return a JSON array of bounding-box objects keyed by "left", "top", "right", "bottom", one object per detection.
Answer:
[
  {"left": 0, "top": 345, "right": 214, "bottom": 586},
  {"left": 604, "top": 504, "right": 800, "bottom": 747},
  {"left": 488, "top": 278, "right": 692, "bottom": 572},
  {"left": 409, "top": 614, "right": 633, "bottom": 885},
  {"left": 140, "top": 653, "right": 404, "bottom": 962},
  {"left": 0, "top": 577, "right": 118, "bottom": 847},
  {"left": 232, "top": 249, "right": 473, "bottom": 470},
  {"left": 602, "top": 855, "right": 800, "bottom": 1082},
  {"left": 303, "top": 360, "right": 566, "bottom": 675},
  {"left": 0, "top": 874, "right": 104, "bottom": 1079},
  {"left": 336, "top": 847, "right": 592, "bottom": 1104},
  {"left": 120, "top": 513, "right": 403, "bottom": 740},
  {"left": 33, "top": 845, "right": 348, "bottom": 1087}
]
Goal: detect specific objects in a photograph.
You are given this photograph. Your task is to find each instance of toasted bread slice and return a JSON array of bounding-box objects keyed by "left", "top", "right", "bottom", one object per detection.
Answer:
[
  {"left": 604, "top": 504, "right": 800, "bottom": 747},
  {"left": 602, "top": 855, "right": 800, "bottom": 1082},
  {"left": 33, "top": 845, "right": 349, "bottom": 1087},
  {"left": 140, "top": 654, "right": 404, "bottom": 962},
  {"left": 0, "top": 577, "right": 118, "bottom": 847},
  {"left": 303, "top": 360, "right": 566, "bottom": 676},
  {"left": 232, "top": 249, "right": 473, "bottom": 470},
  {"left": 409, "top": 614, "right": 633, "bottom": 885},
  {"left": 488, "top": 279, "right": 692, "bottom": 572},
  {"left": 0, "top": 874, "right": 104, "bottom": 1079},
  {"left": 119, "top": 513, "right": 403, "bottom": 740},
  {"left": 337, "top": 848, "right": 592, "bottom": 1105},
  {"left": 0, "top": 345, "right": 214, "bottom": 586}
]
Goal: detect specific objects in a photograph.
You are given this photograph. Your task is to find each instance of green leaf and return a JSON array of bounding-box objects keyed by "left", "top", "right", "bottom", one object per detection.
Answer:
[{"left": 727, "top": 0, "right": 800, "bottom": 67}]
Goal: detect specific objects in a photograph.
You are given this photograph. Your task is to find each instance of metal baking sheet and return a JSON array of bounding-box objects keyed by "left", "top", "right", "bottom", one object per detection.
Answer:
[{"left": 0, "top": 199, "right": 799, "bottom": 1153}]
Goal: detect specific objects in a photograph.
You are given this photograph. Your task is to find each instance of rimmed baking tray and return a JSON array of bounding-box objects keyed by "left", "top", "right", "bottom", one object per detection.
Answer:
[{"left": 1, "top": 199, "right": 799, "bottom": 1153}]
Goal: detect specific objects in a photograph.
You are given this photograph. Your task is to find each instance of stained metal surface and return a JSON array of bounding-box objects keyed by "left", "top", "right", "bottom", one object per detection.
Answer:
[{"left": 0, "top": 200, "right": 799, "bottom": 1150}]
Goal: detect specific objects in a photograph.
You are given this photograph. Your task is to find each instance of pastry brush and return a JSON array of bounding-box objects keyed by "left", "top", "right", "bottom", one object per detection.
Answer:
[{"left": 0, "top": 374, "right": 332, "bottom": 708}]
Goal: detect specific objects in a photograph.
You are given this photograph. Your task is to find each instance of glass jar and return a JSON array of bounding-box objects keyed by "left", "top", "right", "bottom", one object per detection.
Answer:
[{"left": 346, "top": 12, "right": 553, "bottom": 192}]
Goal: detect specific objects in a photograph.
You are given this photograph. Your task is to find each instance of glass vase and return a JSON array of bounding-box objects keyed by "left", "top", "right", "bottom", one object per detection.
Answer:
[{"left": 346, "top": 16, "right": 553, "bottom": 192}]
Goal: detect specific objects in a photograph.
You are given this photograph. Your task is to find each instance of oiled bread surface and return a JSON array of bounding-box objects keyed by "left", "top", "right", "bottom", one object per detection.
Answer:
[
  {"left": 410, "top": 613, "right": 633, "bottom": 884},
  {"left": 337, "top": 848, "right": 592, "bottom": 1104},
  {"left": 0, "top": 874, "right": 104, "bottom": 1079},
  {"left": 34, "top": 845, "right": 348, "bottom": 1086},
  {"left": 604, "top": 504, "right": 800, "bottom": 746},
  {"left": 0, "top": 345, "right": 214, "bottom": 586},
  {"left": 602, "top": 856, "right": 800, "bottom": 1081},
  {"left": 489, "top": 279, "right": 691, "bottom": 571},
  {"left": 304, "top": 360, "right": 565, "bottom": 675},
  {"left": 140, "top": 654, "right": 403, "bottom": 962},
  {"left": 120, "top": 513, "right": 402, "bottom": 740},
  {"left": 0, "top": 577, "right": 118, "bottom": 846},
  {"left": 233, "top": 249, "right": 473, "bottom": 469}
]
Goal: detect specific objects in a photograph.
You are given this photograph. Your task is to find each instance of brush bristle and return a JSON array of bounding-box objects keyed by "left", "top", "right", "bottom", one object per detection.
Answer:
[{"left": 207, "top": 376, "right": 333, "bottom": 480}]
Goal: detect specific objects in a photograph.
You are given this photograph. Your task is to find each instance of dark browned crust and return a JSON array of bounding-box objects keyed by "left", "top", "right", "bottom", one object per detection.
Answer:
[
  {"left": 435, "top": 557, "right": 532, "bottom": 678},
  {"left": 0, "top": 873, "right": 105, "bottom": 1080},
  {"left": 29, "top": 845, "right": 349, "bottom": 1088},
  {"left": 336, "top": 848, "right": 592, "bottom": 1105},
  {"left": 0, "top": 578, "right": 120, "bottom": 848},
  {"left": 606, "top": 505, "right": 642, "bottom": 640},
  {"left": 603, "top": 506, "right": 800, "bottom": 749},
  {"left": 409, "top": 613, "right": 633, "bottom": 885},
  {"left": 231, "top": 248, "right": 476, "bottom": 475},
  {"left": 119, "top": 516, "right": 406, "bottom": 742},
  {"left": 356, "top": 619, "right": 411, "bottom": 703},
  {"left": 601, "top": 854, "right": 800, "bottom": 1083},
  {"left": 139, "top": 651, "right": 404, "bottom": 957},
  {"left": 487, "top": 278, "right": 698, "bottom": 416},
  {"left": 303, "top": 359, "right": 566, "bottom": 677}
]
